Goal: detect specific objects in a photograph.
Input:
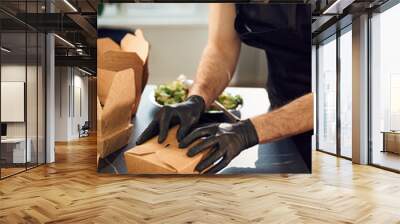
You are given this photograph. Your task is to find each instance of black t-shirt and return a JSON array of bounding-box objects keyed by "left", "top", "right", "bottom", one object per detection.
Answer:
[{"left": 235, "top": 4, "right": 311, "bottom": 108}]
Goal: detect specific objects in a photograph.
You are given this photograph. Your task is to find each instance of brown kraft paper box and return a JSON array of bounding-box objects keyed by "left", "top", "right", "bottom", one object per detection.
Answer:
[
  {"left": 97, "top": 68, "right": 135, "bottom": 158},
  {"left": 97, "top": 30, "right": 149, "bottom": 115},
  {"left": 97, "top": 30, "right": 149, "bottom": 159},
  {"left": 124, "top": 126, "right": 209, "bottom": 174}
]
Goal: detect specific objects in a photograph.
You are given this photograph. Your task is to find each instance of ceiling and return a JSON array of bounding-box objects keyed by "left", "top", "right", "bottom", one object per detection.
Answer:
[
  {"left": 312, "top": 0, "right": 391, "bottom": 43},
  {"left": 0, "top": 0, "right": 97, "bottom": 74}
]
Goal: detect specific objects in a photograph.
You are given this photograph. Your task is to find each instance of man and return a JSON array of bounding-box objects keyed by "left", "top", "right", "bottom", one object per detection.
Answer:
[{"left": 136, "top": 3, "right": 313, "bottom": 174}]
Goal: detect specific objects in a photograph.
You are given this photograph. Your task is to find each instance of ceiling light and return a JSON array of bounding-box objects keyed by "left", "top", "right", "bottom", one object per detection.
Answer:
[
  {"left": 63, "top": 0, "right": 78, "bottom": 12},
  {"left": 322, "top": 0, "right": 354, "bottom": 15},
  {"left": 77, "top": 67, "right": 93, "bottom": 76},
  {"left": 1, "top": 47, "right": 11, "bottom": 53},
  {"left": 76, "top": 48, "right": 86, "bottom": 55},
  {"left": 54, "top": 34, "right": 75, "bottom": 48}
]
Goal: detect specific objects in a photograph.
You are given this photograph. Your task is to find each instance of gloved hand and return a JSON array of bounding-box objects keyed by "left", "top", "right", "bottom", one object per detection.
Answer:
[
  {"left": 136, "top": 95, "right": 205, "bottom": 144},
  {"left": 179, "top": 119, "right": 259, "bottom": 174}
]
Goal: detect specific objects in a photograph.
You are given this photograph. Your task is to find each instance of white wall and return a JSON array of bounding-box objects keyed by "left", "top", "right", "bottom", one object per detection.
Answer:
[
  {"left": 55, "top": 66, "right": 69, "bottom": 141},
  {"left": 72, "top": 74, "right": 89, "bottom": 138},
  {"left": 54, "top": 67, "right": 89, "bottom": 141},
  {"left": 139, "top": 25, "right": 209, "bottom": 85},
  {"left": 1, "top": 65, "right": 32, "bottom": 138},
  {"left": 1, "top": 82, "right": 25, "bottom": 122},
  {"left": 99, "top": 25, "right": 267, "bottom": 87}
]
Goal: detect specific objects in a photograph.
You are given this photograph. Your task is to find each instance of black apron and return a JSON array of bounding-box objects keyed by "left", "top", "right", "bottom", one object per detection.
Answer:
[{"left": 234, "top": 4, "right": 312, "bottom": 172}]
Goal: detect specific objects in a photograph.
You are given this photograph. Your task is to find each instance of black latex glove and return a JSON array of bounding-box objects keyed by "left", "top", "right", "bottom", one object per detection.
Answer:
[
  {"left": 179, "top": 119, "right": 259, "bottom": 174},
  {"left": 136, "top": 95, "right": 205, "bottom": 145}
]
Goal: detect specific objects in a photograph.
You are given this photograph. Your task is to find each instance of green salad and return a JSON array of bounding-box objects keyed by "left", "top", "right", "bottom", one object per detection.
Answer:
[
  {"left": 216, "top": 93, "right": 243, "bottom": 110},
  {"left": 154, "top": 80, "right": 243, "bottom": 110},
  {"left": 154, "top": 81, "right": 188, "bottom": 106}
]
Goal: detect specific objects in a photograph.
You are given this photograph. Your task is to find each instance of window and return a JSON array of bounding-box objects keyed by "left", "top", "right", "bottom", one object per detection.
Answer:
[
  {"left": 339, "top": 28, "right": 352, "bottom": 158},
  {"left": 370, "top": 2, "right": 400, "bottom": 171},
  {"left": 317, "top": 36, "right": 337, "bottom": 154},
  {"left": 0, "top": 1, "right": 46, "bottom": 179},
  {"left": 317, "top": 26, "right": 352, "bottom": 159}
]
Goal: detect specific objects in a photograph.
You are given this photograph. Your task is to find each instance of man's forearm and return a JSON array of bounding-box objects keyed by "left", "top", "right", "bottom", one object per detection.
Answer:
[
  {"left": 189, "top": 45, "right": 238, "bottom": 107},
  {"left": 250, "top": 93, "right": 314, "bottom": 143},
  {"left": 189, "top": 3, "right": 240, "bottom": 108}
]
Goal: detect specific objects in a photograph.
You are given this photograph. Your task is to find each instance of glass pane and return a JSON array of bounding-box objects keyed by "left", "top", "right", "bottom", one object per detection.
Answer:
[
  {"left": 339, "top": 29, "right": 352, "bottom": 158},
  {"left": 26, "top": 0, "right": 39, "bottom": 169},
  {"left": 0, "top": 1, "right": 46, "bottom": 178},
  {"left": 27, "top": 31, "right": 38, "bottom": 169},
  {"left": 371, "top": 3, "right": 400, "bottom": 171},
  {"left": 38, "top": 32, "right": 45, "bottom": 165},
  {"left": 1, "top": 30, "right": 27, "bottom": 177},
  {"left": 317, "top": 37, "right": 337, "bottom": 154}
]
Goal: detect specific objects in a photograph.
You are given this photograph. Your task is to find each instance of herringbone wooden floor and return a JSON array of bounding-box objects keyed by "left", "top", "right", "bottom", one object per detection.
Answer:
[{"left": 1, "top": 135, "right": 400, "bottom": 224}]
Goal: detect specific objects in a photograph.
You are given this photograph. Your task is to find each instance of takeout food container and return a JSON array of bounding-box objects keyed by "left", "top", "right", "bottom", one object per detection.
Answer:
[
  {"left": 98, "top": 124, "right": 133, "bottom": 159},
  {"left": 98, "top": 51, "right": 143, "bottom": 109},
  {"left": 97, "top": 68, "right": 135, "bottom": 158},
  {"left": 97, "top": 29, "right": 149, "bottom": 115},
  {"left": 97, "top": 29, "right": 150, "bottom": 158},
  {"left": 124, "top": 127, "right": 209, "bottom": 174}
]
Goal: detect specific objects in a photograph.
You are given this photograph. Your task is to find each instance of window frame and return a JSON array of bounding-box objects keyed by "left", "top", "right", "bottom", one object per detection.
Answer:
[
  {"left": 316, "top": 23, "right": 353, "bottom": 160},
  {"left": 367, "top": 0, "right": 400, "bottom": 173}
]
